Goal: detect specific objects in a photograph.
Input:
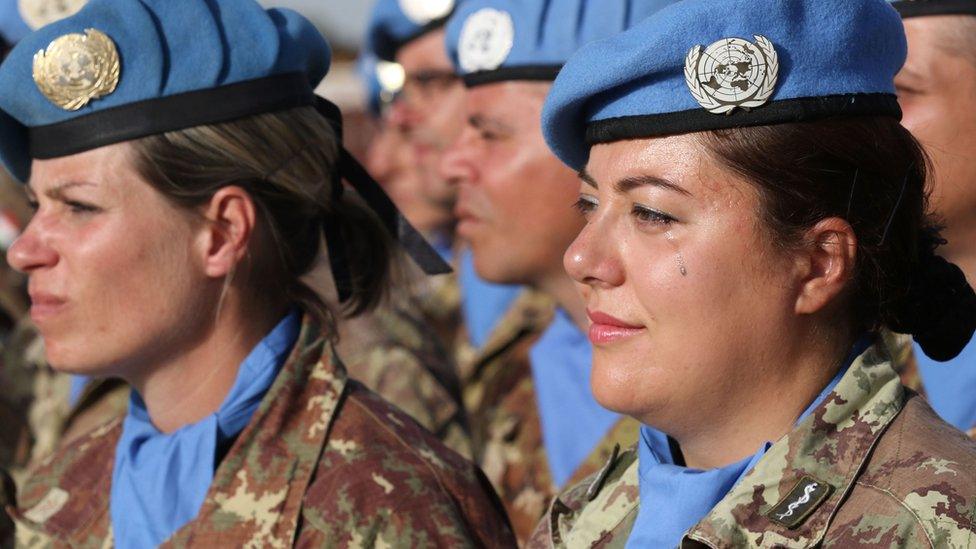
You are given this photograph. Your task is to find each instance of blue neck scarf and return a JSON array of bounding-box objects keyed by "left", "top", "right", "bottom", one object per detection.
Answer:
[
  {"left": 110, "top": 311, "right": 300, "bottom": 548},
  {"left": 626, "top": 338, "right": 869, "bottom": 548},
  {"left": 915, "top": 333, "right": 976, "bottom": 431},
  {"left": 530, "top": 308, "right": 620, "bottom": 487},
  {"left": 459, "top": 248, "right": 521, "bottom": 348}
]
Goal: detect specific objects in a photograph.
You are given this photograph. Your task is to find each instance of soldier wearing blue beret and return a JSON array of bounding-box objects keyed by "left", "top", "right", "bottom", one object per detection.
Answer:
[
  {"left": 0, "top": 0, "right": 519, "bottom": 546},
  {"left": 888, "top": 0, "right": 976, "bottom": 438},
  {"left": 528, "top": 0, "right": 976, "bottom": 546},
  {"left": 365, "top": 0, "right": 523, "bottom": 390},
  {"left": 440, "top": 0, "right": 673, "bottom": 541}
]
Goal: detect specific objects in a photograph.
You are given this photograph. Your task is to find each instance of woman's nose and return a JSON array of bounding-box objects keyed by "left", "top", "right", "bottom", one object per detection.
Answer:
[
  {"left": 7, "top": 220, "right": 58, "bottom": 274},
  {"left": 564, "top": 220, "right": 625, "bottom": 289}
]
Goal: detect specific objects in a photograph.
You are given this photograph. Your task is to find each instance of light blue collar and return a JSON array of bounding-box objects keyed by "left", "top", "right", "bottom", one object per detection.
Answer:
[
  {"left": 626, "top": 337, "right": 868, "bottom": 548},
  {"left": 529, "top": 308, "right": 619, "bottom": 487},
  {"left": 110, "top": 310, "right": 300, "bottom": 548},
  {"left": 915, "top": 333, "right": 976, "bottom": 431},
  {"left": 459, "top": 248, "right": 521, "bottom": 348}
]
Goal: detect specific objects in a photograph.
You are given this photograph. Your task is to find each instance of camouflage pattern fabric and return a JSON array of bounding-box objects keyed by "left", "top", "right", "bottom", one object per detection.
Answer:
[
  {"left": 527, "top": 341, "right": 976, "bottom": 548},
  {"left": 0, "top": 320, "right": 129, "bottom": 487},
  {"left": 1, "top": 316, "right": 515, "bottom": 548},
  {"left": 462, "top": 289, "right": 640, "bottom": 543},
  {"left": 336, "top": 295, "right": 472, "bottom": 458}
]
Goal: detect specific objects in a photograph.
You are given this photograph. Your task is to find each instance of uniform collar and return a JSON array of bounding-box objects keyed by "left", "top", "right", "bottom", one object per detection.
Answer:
[
  {"left": 7, "top": 315, "right": 347, "bottom": 548},
  {"left": 541, "top": 341, "right": 906, "bottom": 548},
  {"left": 685, "top": 342, "right": 905, "bottom": 548}
]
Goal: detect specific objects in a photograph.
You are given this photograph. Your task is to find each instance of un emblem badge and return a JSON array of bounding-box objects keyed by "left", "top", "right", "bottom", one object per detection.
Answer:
[
  {"left": 457, "top": 8, "right": 514, "bottom": 74},
  {"left": 32, "top": 28, "right": 120, "bottom": 111},
  {"left": 684, "top": 35, "right": 779, "bottom": 115}
]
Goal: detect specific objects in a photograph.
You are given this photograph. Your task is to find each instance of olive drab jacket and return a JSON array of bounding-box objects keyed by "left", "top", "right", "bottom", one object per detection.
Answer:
[
  {"left": 1, "top": 317, "right": 515, "bottom": 548},
  {"left": 526, "top": 341, "right": 976, "bottom": 548},
  {"left": 462, "top": 289, "right": 640, "bottom": 543}
]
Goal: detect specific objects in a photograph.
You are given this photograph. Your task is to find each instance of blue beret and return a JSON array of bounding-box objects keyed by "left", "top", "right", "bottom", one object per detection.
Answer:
[
  {"left": 445, "top": 0, "right": 676, "bottom": 87},
  {"left": 0, "top": 0, "right": 331, "bottom": 181},
  {"left": 366, "top": 0, "right": 457, "bottom": 62},
  {"left": 543, "top": 0, "right": 907, "bottom": 170},
  {"left": 0, "top": 2, "right": 31, "bottom": 46},
  {"left": 890, "top": 0, "right": 976, "bottom": 17},
  {"left": 0, "top": 0, "right": 87, "bottom": 48}
]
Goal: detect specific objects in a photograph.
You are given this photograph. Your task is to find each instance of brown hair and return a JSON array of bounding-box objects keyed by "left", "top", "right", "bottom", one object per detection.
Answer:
[
  {"left": 698, "top": 116, "right": 951, "bottom": 336},
  {"left": 130, "top": 105, "right": 393, "bottom": 326}
]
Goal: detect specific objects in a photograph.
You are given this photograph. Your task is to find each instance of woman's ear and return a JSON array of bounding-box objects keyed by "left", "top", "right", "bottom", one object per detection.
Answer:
[
  {"left": 793, "top": 217, "right": 858, "bottom": 315},
  {"left": 195, "top": 186, "right": 257, "bottom": 279}
]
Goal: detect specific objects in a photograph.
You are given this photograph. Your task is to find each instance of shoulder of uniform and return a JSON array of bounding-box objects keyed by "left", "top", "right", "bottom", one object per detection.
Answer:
[
  {"left": 853, "top": 394, "right": 976, "bottom": 544},
  {"left": 313, "top": 380, "right": 475, "bottom": 494},
  {"left": 303, "top": 381, "right": 513, "bottom": 545}
]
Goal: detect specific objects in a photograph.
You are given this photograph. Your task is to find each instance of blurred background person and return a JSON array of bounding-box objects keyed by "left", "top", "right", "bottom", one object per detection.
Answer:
[
  {"left": 891, "top": 0, "right": 976, "bottom": 437},
  {"left": 440, "top": 0, "right": 673, "bottom": 540}
]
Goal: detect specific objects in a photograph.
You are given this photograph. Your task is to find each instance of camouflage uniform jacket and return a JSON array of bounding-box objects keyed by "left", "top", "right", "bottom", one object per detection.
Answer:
[
  {"left": 1, "top": 317, "right": 515, "bottom": 548},
  {"left": 462, "top": 290, "right": 640, "bottom": 543},
  {"left": 0, "top": 320, "right": 129, "bottom": 486},
  {"left": 527, "top": 342, "right": 976, "bottom": 548},
  {"left": 336, "top": 296, "right": 471, "bottom": 458}
]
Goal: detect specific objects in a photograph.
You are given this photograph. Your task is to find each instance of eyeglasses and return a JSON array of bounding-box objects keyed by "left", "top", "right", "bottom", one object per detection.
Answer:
[{"left": 399, "top": 69, "right": 461, "bottom": 107}]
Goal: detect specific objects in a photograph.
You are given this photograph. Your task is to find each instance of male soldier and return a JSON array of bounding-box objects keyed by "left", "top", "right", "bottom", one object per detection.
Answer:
[
  {"left": 890, "top": 0, "right": 976, "bottom": 436},
  {"left": 366, "top": 0, "right": 521, "bottom": 368},
  {"left": 440, "top": 0, "right": 671, "bottom": 540}
]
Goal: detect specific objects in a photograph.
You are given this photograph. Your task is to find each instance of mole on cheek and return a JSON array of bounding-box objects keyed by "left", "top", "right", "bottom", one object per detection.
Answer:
[{"left": 665, "top": 231, "right": 688, "bottom": 276}]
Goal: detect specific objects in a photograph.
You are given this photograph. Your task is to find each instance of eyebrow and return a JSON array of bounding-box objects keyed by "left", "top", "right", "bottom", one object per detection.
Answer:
[
  {"left": 26, "top": 181, "right": 96, "bottom": 200},
  {"left": 578, "top": 167, "right": 692, "bottom": 197}
]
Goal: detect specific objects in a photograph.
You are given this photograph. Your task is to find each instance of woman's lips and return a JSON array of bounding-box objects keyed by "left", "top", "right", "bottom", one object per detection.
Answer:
[
  {"left": 587, "top": 310, "right": 646, "bottom": 345},
  {"left": 29, "top": 293, "right": 67, "bottom": 323}
]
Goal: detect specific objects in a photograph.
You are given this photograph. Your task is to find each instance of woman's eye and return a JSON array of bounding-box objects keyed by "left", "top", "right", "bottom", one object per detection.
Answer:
[
  {"left": 573, "top": 196, "right": 598, "bottom": 219},
  {"left": 65, "top": 200, "right": 100, "bottom": 214},
  {"left": 632, "top": 204, "right": 676, "bottom": 226}
]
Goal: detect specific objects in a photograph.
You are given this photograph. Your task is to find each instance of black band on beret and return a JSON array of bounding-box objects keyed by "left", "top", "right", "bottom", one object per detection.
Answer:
[
  {"left": 585, "top": 94, "right": 902, "bottom": 145},
  {"left": 891, "top": 0, "right": 976, "bottom": 17},
  {"left": 29, "top": 72, "right": 314, "bottom": 159},
  {"left": 463, "top": 65, "right": 563, "bottom": 88}
]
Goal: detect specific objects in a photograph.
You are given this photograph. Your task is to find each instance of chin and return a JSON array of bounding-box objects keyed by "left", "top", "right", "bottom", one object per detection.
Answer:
[{"left": 590, "top": 355, "right": 661, "bottom": 419}]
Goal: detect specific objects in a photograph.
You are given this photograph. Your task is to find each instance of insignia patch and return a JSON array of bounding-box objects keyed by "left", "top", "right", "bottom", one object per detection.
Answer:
[
  {"left": 457, "top": 8, "right": 514, "bottom": 74},
  {"left": 33, "top": 28, "right": 120, "bottom": 111},
  {"left": 767, "top": 475, "right": 833, "bottom": 529},
  {"left": 684, "top": 35, "right": 779, "bottom": 115},
  {"left": 398, "top": 0, "right": 454, "bottom": 25},
  {"left": 18, "top": 0, "right": 87, "bottom": 31}
]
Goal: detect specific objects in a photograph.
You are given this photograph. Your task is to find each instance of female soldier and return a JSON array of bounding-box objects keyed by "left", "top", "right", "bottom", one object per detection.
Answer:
[
  {"left": 0, "top": 0, "right": 513, "bottom": 546},
  {"left": 528, "top": 0, "right": 976, "bottom": 546}
]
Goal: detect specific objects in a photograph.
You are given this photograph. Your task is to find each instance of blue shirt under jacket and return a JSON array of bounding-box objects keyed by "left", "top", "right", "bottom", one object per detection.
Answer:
[
  {"left": 916, "top": 335, "right": 976, "bottom": 432},
  {"left": 110, "top": 310, "right": 300, "bottom": 548}
]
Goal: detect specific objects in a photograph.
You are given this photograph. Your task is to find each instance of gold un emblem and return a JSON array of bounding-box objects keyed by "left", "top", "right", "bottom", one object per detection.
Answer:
[
  {"left": 684, "top": 35, "right": 778, "bottom": 115},
  {"left": 33, "top": 28, "right": 120, "bottom": 111}
]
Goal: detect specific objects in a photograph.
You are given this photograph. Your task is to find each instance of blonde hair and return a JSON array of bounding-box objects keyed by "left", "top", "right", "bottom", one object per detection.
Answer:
[{"left": 130, "top": 106, "right": 393, "bottom": 326}]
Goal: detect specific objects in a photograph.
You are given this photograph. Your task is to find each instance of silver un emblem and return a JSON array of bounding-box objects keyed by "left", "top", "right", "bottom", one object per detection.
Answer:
[
  {"left": 684, "top": 35, "right": 779, "bottom": 115},
  {"left": 457, "top": 8, "right": 514, "bottom": 74}
]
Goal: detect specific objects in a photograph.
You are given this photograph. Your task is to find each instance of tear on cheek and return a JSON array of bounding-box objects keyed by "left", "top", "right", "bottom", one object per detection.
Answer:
[{"left": 665, "top": 231, "right": 688, "bottom": 277}]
